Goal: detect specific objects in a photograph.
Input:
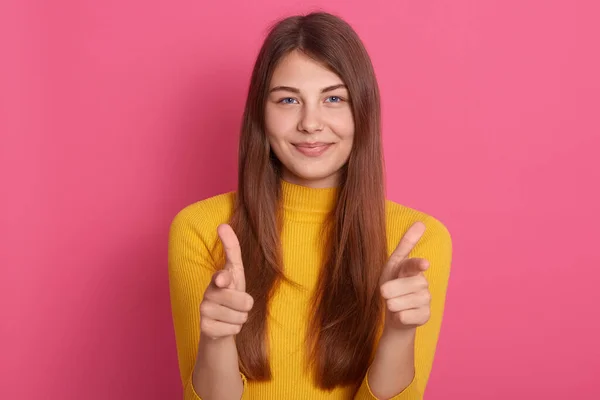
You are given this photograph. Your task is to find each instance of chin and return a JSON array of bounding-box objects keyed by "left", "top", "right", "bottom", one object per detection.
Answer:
[{"left": 284, "top": 165, "right": 342, "bottom": 187}]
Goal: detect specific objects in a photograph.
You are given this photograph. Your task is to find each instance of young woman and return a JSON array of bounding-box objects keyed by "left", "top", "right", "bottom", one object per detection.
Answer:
[{"left": 168, "top": 11, "right": 452, "bottom": 400}]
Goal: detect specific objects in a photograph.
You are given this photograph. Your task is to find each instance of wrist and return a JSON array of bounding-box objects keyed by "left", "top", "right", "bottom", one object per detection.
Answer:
[
  {"left": 199, "top": 332, "right": 238, "bottom": 354},
  {"left": 196, "top": 334, "right": 237, "bottom": 368},
  {"left": 382, "top": 325, "right": 417, "bottom": 340}
]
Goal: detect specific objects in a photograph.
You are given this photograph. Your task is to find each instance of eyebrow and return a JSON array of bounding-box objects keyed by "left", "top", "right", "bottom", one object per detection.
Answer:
[{"left": 268, "top": 84, "right": 347, "bottom": 94}]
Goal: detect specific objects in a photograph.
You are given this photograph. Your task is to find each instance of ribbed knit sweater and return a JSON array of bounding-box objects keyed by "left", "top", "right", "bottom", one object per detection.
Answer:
[{"left": 168, "top": 179, "right": 452, "bottom": 399}]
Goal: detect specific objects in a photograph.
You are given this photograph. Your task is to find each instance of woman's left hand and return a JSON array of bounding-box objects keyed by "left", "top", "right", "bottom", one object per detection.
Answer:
[{"left": 379, "top": 222, "right": 431, "bottom": 331}]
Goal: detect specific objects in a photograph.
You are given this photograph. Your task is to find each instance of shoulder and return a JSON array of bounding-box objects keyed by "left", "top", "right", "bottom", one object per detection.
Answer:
[
  {"left": 171, "top": 191, "right": 236, "bottom": 231},
  {"left": 384, "top": 199, "right": 452, "bottom": 259},
  {"left": 169, "top": 191, "right": 236, "bottom": 253}
]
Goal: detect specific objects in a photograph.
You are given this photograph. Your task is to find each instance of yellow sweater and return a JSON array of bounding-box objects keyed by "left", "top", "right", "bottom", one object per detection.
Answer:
[{"left": 168, "top": 180, "right": 452, "bottom": 400}]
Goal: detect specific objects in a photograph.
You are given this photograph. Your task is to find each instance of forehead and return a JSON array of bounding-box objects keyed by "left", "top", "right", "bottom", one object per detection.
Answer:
[{"left": 269, "top": 50, "right": 344, "bottom": 89}]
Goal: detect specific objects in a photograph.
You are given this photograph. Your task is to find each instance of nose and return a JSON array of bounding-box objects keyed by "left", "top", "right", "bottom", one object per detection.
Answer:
[{"left": 297, "top": 103, "right": 324, "bottom": 134}]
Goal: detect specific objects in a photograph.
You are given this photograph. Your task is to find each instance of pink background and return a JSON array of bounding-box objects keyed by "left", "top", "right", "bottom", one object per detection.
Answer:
[{"left": 2, "top": 1, "right": 599, "bottom": 399}]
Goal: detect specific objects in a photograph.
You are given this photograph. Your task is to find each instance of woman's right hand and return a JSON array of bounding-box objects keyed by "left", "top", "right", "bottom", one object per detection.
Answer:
[{"left": 199, "top": 224, "right": 254, "bottom": 340}]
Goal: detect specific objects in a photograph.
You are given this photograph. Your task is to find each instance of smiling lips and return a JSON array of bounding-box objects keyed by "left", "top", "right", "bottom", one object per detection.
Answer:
[{"left": 293, "top": 142, "right": 333, "bottom": 157}]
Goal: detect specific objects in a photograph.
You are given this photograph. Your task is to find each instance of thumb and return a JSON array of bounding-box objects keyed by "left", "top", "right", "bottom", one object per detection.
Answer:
[
  {"left": 217, "top": 224, "right": 246, "bottom": 292},
  {"left": 397, "top": 258, "right": 430, "bottom": 279},
  {"left": 213, "top": 269, "right": 234, "bottom": 289}
]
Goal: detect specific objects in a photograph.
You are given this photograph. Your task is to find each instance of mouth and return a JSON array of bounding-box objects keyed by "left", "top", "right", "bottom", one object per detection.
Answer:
[{"left": 292, "top": 142, "right": 334, "bottom": 157}]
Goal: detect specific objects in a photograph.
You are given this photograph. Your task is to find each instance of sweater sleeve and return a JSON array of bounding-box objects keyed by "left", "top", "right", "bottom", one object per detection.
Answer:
[
  {"left": 168, "top": 206, "right": 248, "bottom": 399},
  {"left": 353, "top": 215, "right": 453, "bottom": 400}
]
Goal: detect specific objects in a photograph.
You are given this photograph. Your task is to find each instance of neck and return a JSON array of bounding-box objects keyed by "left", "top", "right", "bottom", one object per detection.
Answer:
[
  {"left": 281, "top": 169, "right": 342, "bottom": 189},
  {"left": 280, "top": 179, "right": 339, "bottom": 223}
]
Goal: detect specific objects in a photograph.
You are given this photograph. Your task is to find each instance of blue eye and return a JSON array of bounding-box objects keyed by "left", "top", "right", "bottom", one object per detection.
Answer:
[
  {"left": 326, "top": 96, "right": 343, "bottom": 103},
  {"left": 279, "top": 97, "right": 298, "bottom": 104}
]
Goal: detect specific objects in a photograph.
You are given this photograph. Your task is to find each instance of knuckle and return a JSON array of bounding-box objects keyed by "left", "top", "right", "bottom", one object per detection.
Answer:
[
  {"left": 422, "top": 309, "right": 431, "bottom": 323},
  {"left": 398, "top": 311, "right": 410, "bottom": 325},
  {"left": 379, "top": 283, "right": 391, "bottom": 299},
  {"left": 245, "top": 294, "right": 254, "bottom": 310},
  {"left": 386, "top": 298, "right": 397, "bottom": 311},
  {"left": 199, "top": 301, "right": 210, "bottom": 315},
  {"left": 422, "top": 290, "right": 432, "bottom": 303},
  {"left": 200, "top": 318, "right": 211, "bottom": 332}
]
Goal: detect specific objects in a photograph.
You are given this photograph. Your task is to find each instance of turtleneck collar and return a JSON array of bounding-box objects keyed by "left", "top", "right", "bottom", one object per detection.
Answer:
[{"left": 280, "top": 179, "right": 338, "bottom": 223}]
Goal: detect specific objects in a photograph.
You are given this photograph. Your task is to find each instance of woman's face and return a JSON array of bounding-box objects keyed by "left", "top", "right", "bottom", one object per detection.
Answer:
[{"left": 265, "top": 50, "right": 354, "bottom": 188}]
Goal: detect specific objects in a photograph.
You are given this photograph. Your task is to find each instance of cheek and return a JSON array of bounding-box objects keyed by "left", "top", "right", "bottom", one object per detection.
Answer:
[
  {"left": 329, "top": 110, "right": 355, "bottom": 143},
  {"left": 337, "top": 116, "right": 355, "bottom": 160},
  {"left": 265, "top": 107, "right": 296, "bottom": 142}
]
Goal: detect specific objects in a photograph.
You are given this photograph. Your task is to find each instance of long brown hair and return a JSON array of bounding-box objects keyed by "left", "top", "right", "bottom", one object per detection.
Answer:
[{"left": 228, "top": 11, "right": 387, "bottom": 390}]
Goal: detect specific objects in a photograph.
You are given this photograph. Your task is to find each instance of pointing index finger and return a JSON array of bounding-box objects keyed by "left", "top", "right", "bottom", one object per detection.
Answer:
[
  {"left": 391, "top": 221, "right": 426, "bottom": 263},
  {"left": 217, "top": 224, "right": 246, "bottom": 292},
  {"left": 217, "top": 224, "right": 243, "bottom": 271},
  {"left": 380, "top": 221, "right": 426, "bottom": 284}
]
